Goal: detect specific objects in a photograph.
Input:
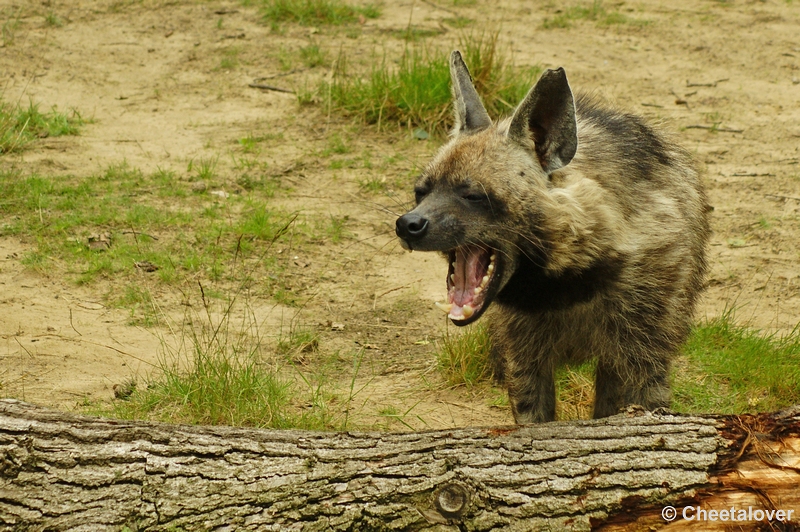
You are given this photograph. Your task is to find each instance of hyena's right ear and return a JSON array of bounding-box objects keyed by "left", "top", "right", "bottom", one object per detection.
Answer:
[
  {"left": 450, "top": 50, "right": 492, "bottom": 134},
  {"left": 508, "top": 68, "right": 577, "bottom": 174}
]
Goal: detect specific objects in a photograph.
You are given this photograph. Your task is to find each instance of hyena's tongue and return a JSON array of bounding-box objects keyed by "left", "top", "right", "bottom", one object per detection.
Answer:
[{"left": 444, "top": 245, "right": 492, "bottom": 320}]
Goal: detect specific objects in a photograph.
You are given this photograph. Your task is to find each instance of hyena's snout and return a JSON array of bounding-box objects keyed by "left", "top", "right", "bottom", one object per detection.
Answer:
[{"left": 395, "top": 212, "right": 429, "bottom": 247}]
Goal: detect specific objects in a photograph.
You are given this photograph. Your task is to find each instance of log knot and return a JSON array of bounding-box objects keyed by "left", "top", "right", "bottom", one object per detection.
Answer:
[{"left": 433, "top": 481, "right": 471, "bottom": 519}]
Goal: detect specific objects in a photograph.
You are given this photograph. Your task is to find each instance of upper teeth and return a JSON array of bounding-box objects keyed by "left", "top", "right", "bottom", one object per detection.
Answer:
[{"left": 435, "top": 301, "right": 453, "bottom": 313}]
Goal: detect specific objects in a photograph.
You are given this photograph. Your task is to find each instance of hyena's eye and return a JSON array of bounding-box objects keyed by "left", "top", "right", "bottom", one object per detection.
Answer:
[
  {"left": 414, "top": 186, "right": 429, "bottom": 204},
  {"left": 463, "top": 192, "right": 487, "bottom": 203}
]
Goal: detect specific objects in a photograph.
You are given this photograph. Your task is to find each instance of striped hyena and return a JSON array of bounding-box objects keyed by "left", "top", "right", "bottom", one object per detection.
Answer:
[{"left": 395, "top": 51, "right": 709, "bottom": 423}]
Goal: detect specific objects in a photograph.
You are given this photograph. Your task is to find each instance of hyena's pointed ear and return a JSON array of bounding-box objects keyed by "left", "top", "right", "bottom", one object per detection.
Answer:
[
  {"left": 508, "top": 68, "right": 577, "bottom": 174},
  {"left": 450, "top": 50, "right": 492, "bottom": 134}
]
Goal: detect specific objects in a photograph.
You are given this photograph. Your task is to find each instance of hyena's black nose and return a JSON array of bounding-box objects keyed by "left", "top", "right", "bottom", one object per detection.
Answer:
[{"left": 396, "top": 213, "right": 429, "bottom": 241}]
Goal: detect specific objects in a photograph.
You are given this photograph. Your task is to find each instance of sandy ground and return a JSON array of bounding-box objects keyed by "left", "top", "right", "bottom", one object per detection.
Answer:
[{"left": 1, "top": 0, "right": 799, "bottom": 428}]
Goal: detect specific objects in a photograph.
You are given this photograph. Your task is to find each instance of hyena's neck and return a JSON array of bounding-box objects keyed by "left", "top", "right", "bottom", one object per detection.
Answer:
[{"left": 496, "top": 251, "right": 624, "bottom": 314}]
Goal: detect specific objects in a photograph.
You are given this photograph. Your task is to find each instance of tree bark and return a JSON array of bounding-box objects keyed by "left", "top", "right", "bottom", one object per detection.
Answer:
[{"left": 0, "top": 400, "right": 798, "bottom": 531}]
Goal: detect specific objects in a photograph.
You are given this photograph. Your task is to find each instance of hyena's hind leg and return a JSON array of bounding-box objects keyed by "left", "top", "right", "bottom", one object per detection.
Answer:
[{"left": 593, "top": 354, "right": 671, "bottom": 419}]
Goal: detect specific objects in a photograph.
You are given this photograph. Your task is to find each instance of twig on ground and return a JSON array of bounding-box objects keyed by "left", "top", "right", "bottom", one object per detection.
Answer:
[
  {"left": 253, "top": 69, "right": 308, "bottom": 81},
  {"left": 685, "top": 125, "right": 744, "bottom": 133},
  {"left": 69, "top": 308, "right": 82, "bottom": 337},
  {"left": 686, "top": 78, "right": 729, "bottom": 87},
  {"left": 248, "top": 83, "right": 295, "bottom": 94},
  {"left": 766, "top": 193, "right": 800, "bottom": 202},
  {"left": 373, "top": 281, "right": 420, "bottom": 310},
  {"left": 14, "top": 337, "right": 34, "bottom": 358},
  {"left": 730, "top": 171, "right": 774, "bottom": 177}
]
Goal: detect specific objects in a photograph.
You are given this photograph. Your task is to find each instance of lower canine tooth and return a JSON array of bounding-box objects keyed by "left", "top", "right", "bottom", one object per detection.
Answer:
[
  {"left": 435, "top": 301, "right": 453, "bottom": 313},
  {"left": 462, "top": 305, "right": 474, "bottom": 318}
]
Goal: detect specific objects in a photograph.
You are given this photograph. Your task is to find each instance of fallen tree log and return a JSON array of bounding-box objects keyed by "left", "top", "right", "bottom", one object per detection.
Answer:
[{"left": 0, "top": 399, "right": 798, "bottom": 531}]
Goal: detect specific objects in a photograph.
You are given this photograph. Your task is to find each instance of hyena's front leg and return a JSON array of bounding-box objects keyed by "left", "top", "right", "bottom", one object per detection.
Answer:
[
  {"left": 490, "top": 322, "right": 556, "bottom": 423},
  {"left": 507, "top": 361, "right": 556, "bottom": 424}
]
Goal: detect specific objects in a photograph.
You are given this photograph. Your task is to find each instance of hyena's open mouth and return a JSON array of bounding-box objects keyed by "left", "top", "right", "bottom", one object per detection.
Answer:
[{"left": 435, "top": 244, "right": 498, "bottom": 325}]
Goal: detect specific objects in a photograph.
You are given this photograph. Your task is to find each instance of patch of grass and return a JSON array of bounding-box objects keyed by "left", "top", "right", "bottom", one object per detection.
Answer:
[
  {"left": 219, "top": 47, "right": 240, "bottom": 70},
  {"left": 391, "top": 27, "right": 445, "bottom": 42},
  {"left": 110, "top": 299, "right": 300, "bottom": 428},
  {"left": 0, "top": 164, "right": 302, "bottom": 294},
  {"left": 108, "top": 291, "right": 369, "bottom": 430},
  {"left": 323, "top": 32, "right": 541, "bottom": 136},
  {"left": 300, "top": 43, "right": 327, "bottom": 67},
  {"left": 116, "top": 284, "right": 159, "bottom": 326},
  {"left": 257, "top": 0, "right": 381, "bottom": 26},
  {"left": 277, "top": 324, "right": 320, "bottom": 358},
  {"left": 188, "top": 156, "right": 219, "bottom": 180},
  {"left": 237, "top": 132, "right": 283, "bottom": 155},
  {"left": 542, "top": 1, "right": 647, "bottom": 29},
  {"left": 322, "top": 214, "right": 350, "bottom": 243},
  {"left": 236, "top": 172, "right": 279, "bottom": 195},
  {"left": 322, "top": 133, "right": 351, "bottom": 155},
  {"left": 44, "top": 11, "right": 63, "bottom": 27},
  {"left": 555, "top": 362, "right": 595, "bottom": 420},
  {"left": 673, "top": 314, "right": 800, "bottom": 414},
  {"left": 358, "top": 175, "right": 387, "bottom": 193},
  {"left": 2, "top": 10, "right": 21, "bottom": 46},
  {"left": 1, "top": 99, "right": 83, "bottom": 154},
  {"left": 435, "top": 323, "right": 493, "bottom": 388},
  {"left": 443, "top": 16, "right": 474, "bottom": 28}
]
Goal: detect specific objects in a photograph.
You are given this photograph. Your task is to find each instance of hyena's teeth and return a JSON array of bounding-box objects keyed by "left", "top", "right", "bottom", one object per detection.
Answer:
[
  {"left": 452, "top": 261, "right": 457, "bottom": 269},
  {"left": 462, "top": 304, "right": 475, "bottom": 318},
  {"left": 474, "top": 287, "right": 482, "bottom": 295},
  {"left": 487, "top": 263, "right": 494, "bottom": 274},
  {"left": 435, "top": 301, "right": 453, "bottom": 313},
  {"left": 450, "top": 273, "right": 456, "bottom": 283},
  {"left": 481, "top": 275, "right": 489, "bottom": 286},
  {"left": 490, "top": 254, "right": 496, "bottom": 262}
]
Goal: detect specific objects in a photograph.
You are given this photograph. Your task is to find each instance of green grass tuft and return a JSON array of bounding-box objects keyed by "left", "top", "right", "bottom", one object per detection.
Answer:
[
  {"left": 110, "top": 307, "right": 298, "bottom": 428},
  {"left": 322, "top": 33, "right": 541, "bottom": 136},
  {"left": 542, "top": 1, "right": 648, "bottom": 29},
  {"left": 300, "top": 43, "right": 327, "bottom": 67},
  {"left": 435, "top": 323, "right": 493, "bottom": 388},
  {"left": 107, "top": 293, "right": 368, "bottom": 430},
  {"left": 0, "top": 99, "right": 83, "bottom": 154},
  {"left": 258, "top": 0, "right": 381, "bottom": 26}
]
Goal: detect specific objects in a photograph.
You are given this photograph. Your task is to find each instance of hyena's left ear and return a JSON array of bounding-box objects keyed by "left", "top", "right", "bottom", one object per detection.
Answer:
[
  {"left": 508, "top": 68, "right": 577, "bottom": 174},
  {"left": 450, "top": 50, "right": 492, "bottom": 134}
]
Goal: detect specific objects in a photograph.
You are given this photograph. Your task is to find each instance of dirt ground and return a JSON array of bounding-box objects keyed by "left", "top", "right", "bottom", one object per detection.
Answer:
[{"left": 1, "top": 0, "right": 799, "bottom": 429}]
